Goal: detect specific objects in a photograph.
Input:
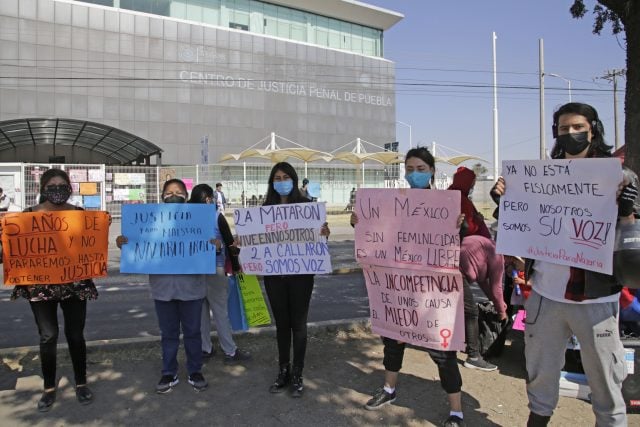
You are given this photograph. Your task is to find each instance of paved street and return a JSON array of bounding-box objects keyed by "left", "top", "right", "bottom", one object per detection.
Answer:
[{"left": 0, "top": 271, "right": 368, "bottom": 349}]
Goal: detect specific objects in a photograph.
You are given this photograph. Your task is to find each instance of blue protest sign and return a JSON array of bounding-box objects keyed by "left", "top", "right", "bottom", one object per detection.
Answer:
[{"left": 120, "top": 204, "right": 218, "bottom": 274}]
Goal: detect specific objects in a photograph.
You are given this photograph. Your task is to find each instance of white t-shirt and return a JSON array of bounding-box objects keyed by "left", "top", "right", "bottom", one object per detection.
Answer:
[{"left": 530, "top": 260, "right": 619, "bottom": 304}]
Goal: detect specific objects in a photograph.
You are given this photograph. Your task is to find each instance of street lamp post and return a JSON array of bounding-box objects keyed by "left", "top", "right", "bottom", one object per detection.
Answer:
[
  {"left": 547, "top": 73, "right": 572, "bottom": 102},
  {"left": 396, "top": 121, "right": 412, "bottom": 150}
]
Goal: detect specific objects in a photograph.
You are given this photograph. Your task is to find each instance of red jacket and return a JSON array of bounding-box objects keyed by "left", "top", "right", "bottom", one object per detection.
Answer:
[{"left": 448, "top": 167, "right": 492, "bottom": 239}]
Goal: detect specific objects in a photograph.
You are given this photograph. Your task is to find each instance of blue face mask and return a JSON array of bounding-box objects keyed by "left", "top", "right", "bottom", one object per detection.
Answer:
[
  {"left": 405, "top": 171, "right": 433, "bottom": 189},
  {"left": 273, "top": 180, "right": 294, "bottom": 196}
]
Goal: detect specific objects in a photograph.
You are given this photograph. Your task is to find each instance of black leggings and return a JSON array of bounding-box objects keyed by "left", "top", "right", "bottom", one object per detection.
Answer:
[
  {"left": 382, "top": 337, "right": 462, "bottom": 394},
  {"left": 29, "top": 299, "right": 88, "bottom": 389},
  {"left": 264, "top": 275, "right": 314, "bottom": 369}
]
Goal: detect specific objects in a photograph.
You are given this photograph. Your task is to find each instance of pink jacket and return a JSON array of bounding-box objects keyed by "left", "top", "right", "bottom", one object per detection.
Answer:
[{"left": 459, "top": 235, "right": 506, "bottom": 317}]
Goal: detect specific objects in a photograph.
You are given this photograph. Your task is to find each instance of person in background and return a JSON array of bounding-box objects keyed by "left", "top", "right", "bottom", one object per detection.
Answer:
[
  {"left": 0, "top": 187, "right": 10, "bottom": 211},
  {"left": 116, "top": 179, "right": 214, "bottom": 394},
  {"left": 620, "top": 288, "right": 640, "bottom": 336},
  {"left": 353, "top": 147, "right": 468, "bottom": 427},
  {"left": 492, "top": 102, "right": 637, "bottom": 426},
  {"left": 262, "top": 162, "right": 330, "bottom": 398},
  {"left": 4, "top": 169, "right": 98, "bottom": 411},
  {"left": 215, "top": 183, "right": 226, "bottom": 213},
  {"left": 448, "top": 167, "right": 491, "bottom": 239},
  {"left": 189, "top": 184, "right": 251, "bottom": 365},
  {"left": 449, "top": 166, "right": 504, "bottom": 372},
  {"left": 299, "top": 178, "right": 312, "bottom": 201}
]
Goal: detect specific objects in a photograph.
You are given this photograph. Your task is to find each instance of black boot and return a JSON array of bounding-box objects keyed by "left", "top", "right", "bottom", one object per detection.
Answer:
[
  {"left": 526, "top": 412, "right": 550, "bottom": 427},
  {"left": 269, "top": 363, "right": 290, "bottom": 393},
  {"left": 290, "top": 366, "right": 304, "bottom": 398}
]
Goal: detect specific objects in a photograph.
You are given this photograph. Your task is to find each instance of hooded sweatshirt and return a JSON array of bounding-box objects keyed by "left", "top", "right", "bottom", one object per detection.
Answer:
[{"left": 448, "top": 167, "right": 492, "bottom": 239}]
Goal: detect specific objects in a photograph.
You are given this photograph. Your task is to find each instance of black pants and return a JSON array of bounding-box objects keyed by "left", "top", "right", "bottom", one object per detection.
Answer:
[
  {"left": 264, "top": 275, "right": 314, "bottom": 369},
  {"left": 29, "top": 299, "right": 88, "bottom": 389},
  {"left": 463, "top": 279, "right": 481, "bottom": 358},
  {"left": 382, "top": 337, "right": 462, "bottom": 394}
]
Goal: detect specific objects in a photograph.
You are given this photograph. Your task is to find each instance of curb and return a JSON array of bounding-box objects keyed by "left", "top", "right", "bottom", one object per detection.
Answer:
[
  {"left": 0, "top": 317, "right": 371, "bottom": 357},
  {"left": 104, "top": 266, "right": 363, "bottom": 276}
]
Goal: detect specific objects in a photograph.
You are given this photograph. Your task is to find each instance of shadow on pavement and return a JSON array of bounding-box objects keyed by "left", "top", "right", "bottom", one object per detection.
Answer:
[{"left": 0, "top": 324, "right": 615, "bottom": 427}]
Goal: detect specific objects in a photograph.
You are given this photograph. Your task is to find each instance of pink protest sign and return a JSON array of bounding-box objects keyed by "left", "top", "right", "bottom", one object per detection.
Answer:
[
  {"left": 355, "top": 188, "right": 461, "bottom": 272},
  {"left": 363, "top": 264, "right": 465, "bottom": 351}
]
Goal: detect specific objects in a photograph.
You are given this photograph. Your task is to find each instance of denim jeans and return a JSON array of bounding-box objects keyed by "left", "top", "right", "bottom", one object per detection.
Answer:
[{"left": 154, "top": 298, "right": 204, "bottom": 376}]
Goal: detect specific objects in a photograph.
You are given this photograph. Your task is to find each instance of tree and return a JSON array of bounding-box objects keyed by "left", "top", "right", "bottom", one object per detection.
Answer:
[
  {"left": 471, "top": 162, "right": 488, "bottom": 178},
  {"left": 570, "top": 1, "right": 640, "bottom": 175}
]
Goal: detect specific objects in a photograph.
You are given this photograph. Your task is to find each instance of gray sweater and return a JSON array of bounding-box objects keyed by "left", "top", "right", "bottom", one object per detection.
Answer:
[{"left": 148, "top": 273, "right": 206, "bottom": 301}]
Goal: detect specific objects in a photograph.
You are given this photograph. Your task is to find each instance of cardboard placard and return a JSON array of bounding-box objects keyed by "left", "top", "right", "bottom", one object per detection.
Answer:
[
  {"left": 234, "top": 202, "right": 332, "bottom": 275},
  {"left": 495, "top": 158, "right": 621, "bottom": 274},
  {"left": 120, "top": 204, "right": 217, "bottom": 274},
  {"left": 2, "top": 211, "right": 110, "bottom": 285}
]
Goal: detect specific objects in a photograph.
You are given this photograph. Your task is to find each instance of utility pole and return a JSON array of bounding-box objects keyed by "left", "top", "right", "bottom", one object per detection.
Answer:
[
  {"left": 598, "top": 69, "right": 626, "bottom": 149},
  {"left": 539, "top": 39, "right": 546, "bottom": 159},
  {"left": 492, "top": 32, "right": 499, "bottom": 180}
]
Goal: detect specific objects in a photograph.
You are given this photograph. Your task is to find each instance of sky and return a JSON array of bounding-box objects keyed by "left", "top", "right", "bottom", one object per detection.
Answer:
[{"left": 365, "top": 0, "right": 627, "bottom": 177}]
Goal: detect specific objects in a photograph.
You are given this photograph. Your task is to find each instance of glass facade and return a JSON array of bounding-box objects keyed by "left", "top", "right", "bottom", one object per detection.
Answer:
[{"left": 76, "top": 0, "right": 383, "bottom": 56}]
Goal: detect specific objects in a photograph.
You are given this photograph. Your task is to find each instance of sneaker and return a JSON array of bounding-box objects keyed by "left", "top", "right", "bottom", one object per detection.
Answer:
[
  {"left": 155, "top": 374, "right": 179, "bottom": 394},
  {"left": 202, "top": 349, "right": 215, "bottom": 360},
  {"left": 188, "top": 372, "right": 209, "bottom": 392},
  {"left": 364, "top": 387, "right": 396, "bottom": 411},
  {"left": 364, "top": 387, "right": 396, "bottom": 410},
  {"left": 443, "top": 415, "right": 465, "bottom": 426},
  {"left": 223, "top": 349, "right": 252, "bottom": 365},
  {"left": 463, "top": 357, "right": 497, "bottom": 371}
]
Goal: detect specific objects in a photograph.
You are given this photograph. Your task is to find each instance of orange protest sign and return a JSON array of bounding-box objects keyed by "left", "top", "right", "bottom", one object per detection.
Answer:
[{"left": 1, "top": 211, "right": 110, "bottom": 285}]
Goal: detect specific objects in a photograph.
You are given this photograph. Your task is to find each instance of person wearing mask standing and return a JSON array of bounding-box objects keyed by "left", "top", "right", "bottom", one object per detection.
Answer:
[
  {"left": 117, "top": 179, "right": 217, "bottom": 394},
  {"left": 4, "top": 169, "right": 98, "bottom": 411},
  {"left": 189, "top": 184, "right": 251, "bottom": 365},
  {"left": 492, "top": 102, "right": 637, "bottom": 426},
  {"left": 353, "top": 147, "right": 468, "bottom": 427},
  {"left": 262, "top": 162, "right": 330, "bottom": 398}
]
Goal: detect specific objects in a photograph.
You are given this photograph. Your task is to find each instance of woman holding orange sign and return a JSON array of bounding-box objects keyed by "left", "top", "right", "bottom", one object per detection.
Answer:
[{"left": 2, "top": 168, "right": 98, "bottom": 412}]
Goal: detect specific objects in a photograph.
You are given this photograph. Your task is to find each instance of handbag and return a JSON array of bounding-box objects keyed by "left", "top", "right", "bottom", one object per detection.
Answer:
[{"left": 227, "top": 274, "right": 249, "bottom": 332}]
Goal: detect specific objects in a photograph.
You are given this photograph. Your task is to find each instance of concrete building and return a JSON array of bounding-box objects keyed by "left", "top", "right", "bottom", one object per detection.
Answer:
[{"left": 0, "top": 0, "right": 402, "bottom": 165}]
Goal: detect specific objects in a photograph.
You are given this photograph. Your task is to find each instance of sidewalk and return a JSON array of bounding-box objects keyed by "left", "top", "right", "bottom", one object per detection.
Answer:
[{"left": 1, "top": 321, "right": 629, "bottom": 427}]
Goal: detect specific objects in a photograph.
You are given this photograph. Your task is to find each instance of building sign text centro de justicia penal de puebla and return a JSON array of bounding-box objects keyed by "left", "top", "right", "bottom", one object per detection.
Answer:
[
  {"left": 234, "top": 202, "right": 332, "bottom": 275},
  {"left": 495, "top": 158, "right": 622, "bottom": 275},
  {"left": 355, "top": 188, "right": 465, "bottom": 352},
  {"left": 178, "top": 71, "right": 393, "bottom": 107}
]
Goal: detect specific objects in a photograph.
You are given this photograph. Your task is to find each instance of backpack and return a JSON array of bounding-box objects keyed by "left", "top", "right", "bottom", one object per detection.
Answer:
[{"left": 477, "top": 301, "right": 512, "bottom": 358}]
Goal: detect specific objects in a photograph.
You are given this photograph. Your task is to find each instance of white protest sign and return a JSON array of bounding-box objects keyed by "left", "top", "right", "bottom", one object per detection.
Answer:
[
  {"left": 355, "top": 188, "right": 461, "bottom": 272},
  {"left": 495, "top": 158, "right": 622, "bottom": 274},
  {"left": 234, "top": 202, "right": 332, "bottom": 275},
  {"left": 363, "top": 264, "right": 465, "bottom": 351}
]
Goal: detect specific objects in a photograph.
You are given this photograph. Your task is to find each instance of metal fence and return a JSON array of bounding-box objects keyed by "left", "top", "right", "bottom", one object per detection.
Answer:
[{"left": 0, "top": 162, "right": 498, "bottom": 218}]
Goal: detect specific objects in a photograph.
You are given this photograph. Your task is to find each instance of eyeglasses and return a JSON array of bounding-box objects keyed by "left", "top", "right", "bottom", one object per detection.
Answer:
[{"left": 45, "top": 184, "right": 71, "bottom": 192}]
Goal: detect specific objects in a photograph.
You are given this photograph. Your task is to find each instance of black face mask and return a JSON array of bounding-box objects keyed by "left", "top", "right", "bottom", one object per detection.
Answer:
[
  {"left": 42, "top": 184, "right": 72, "bottom": 205},
  {"left": 163, "top": 195, "right": 186, "bottom": 204},
  {"left": 557, "top": 131, "right": 590, "bottom": 155}
]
